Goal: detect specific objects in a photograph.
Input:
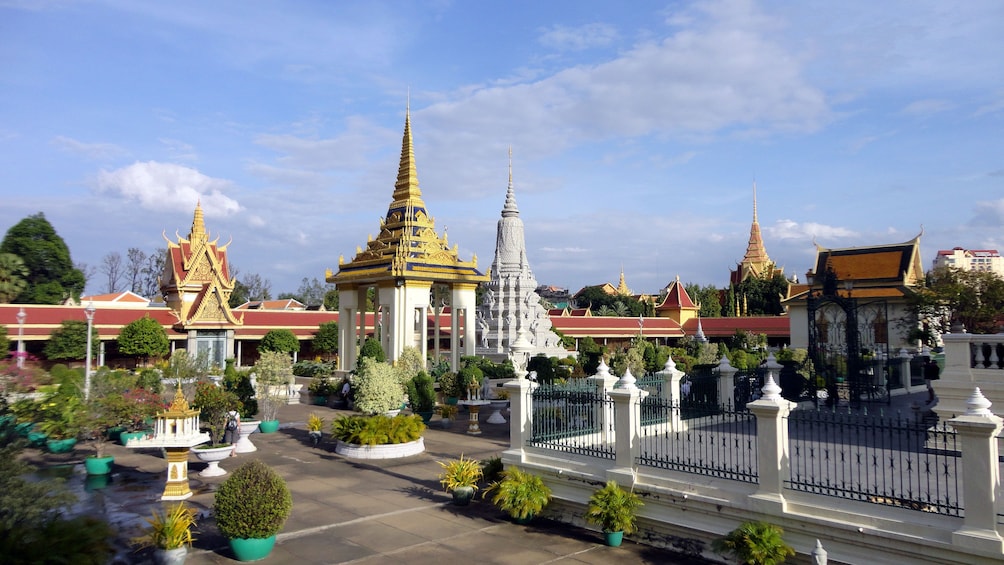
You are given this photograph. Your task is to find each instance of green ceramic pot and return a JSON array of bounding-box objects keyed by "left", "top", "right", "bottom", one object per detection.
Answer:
[
  {"left": 84, "top": 455, "right": 115, "bottom": 475},
  {"left": 27, "top": 430, "right": 48, "bottom": 447},
  {"left": 229, "top": 535, "right": 277, "bottom": 562},
  {"left": 106, "top": 426, "right": 126, "bottom": 443},
  {"left": 604, "top": 531, "right": 624, "bottom": 547},
  {"left": 258, "top": 419, "right": 280, "bottom": 434},
  {"left": 451, "top": 486, "right": 475, "bottom": 506},
  {"left": 311, "top": 395, "right": 328, "bottom": 406},
  {"left": 46, "top": 437, "right": 77, "bottom": 453}
]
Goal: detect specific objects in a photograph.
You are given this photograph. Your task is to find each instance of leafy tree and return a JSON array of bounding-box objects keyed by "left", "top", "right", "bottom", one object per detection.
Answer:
[
  {"left": 117, "top": 314, "right": 169, "bottom": 364},
  {"left": 527, "top": 354, "right": 557, "bottom": 383},
  {"left": 312, "top": 321, "right": 339, "bottom": 360},
  {"left": 684, "top": 283, "right": 723, "bottom": 317},
  {"left": 573, "top": 286, "right": 648, "bottom": 316},
  {"left": 0, "top": 326, "right": 7, "bottom": 356},
  {"left": 258, "top": 328, "right": 300, "bottom": 354},
  {"left": 904, "top": 266, "right": 1004, "bottom": 342},
  {"left": 578, "top": 336, "right": 606, "bottom": 375},
  {"left": 732, "top": 272, "right": 790, "bottom": 316},
  {"left": 43, "top": 320, "right": 98, "bottom": 361},
  {"left": 0, "top": 213, "right": 85, "bottom": 303},
  {"left": 0, "top": 253, "right": 29, "bottom": 303},
  {"left": 323, "top": 288, "right": 339, "bottom": 310},
  {"left": 358, "top": 337, "right": 385, "bottom": 364}
]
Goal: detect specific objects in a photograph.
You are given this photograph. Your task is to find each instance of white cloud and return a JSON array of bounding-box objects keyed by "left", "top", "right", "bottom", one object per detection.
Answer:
[
  {"left": 51, "top": 135, "right": 127, "bottom": 160},
  {"left": 95, "top": 161, "right": 241, "bottom": 217},
  {"left": 159, "top": 138, "right": 198, "bottom": 162},
  {"left": 767, "top": 219, "right": 858, "bottom": 241},
  {"left": 538, "top": 23, "right": 618, "bottom": 52},
  {"left": 972, "top": 198, "right": 1004, "bottom": 226}
]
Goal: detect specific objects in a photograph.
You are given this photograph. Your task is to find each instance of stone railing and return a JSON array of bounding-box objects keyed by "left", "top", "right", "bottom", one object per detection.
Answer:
[{"left": 935, "top": 332, "right": 1004, "bottom": 419}]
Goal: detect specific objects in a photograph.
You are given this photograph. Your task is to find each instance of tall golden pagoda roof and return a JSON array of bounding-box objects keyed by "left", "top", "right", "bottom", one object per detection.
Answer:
[
  {"left": 731, "top": 182, "right": 783, "bottom": 285},
  {"left": 327, "top": 109, "right": 488, "bottom": 286}
]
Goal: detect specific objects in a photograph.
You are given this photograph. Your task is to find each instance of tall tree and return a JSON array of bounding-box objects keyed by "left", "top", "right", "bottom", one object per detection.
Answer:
[
  {"left": 684, "top": 283, "right": 724, "bottom": 317},
  {"left": 278, "top": 277, "right": 335, "bottom": 306},
  {"left": 0, "top": 213, "right": 85, "bottom": 303},
  {"left": 99, "top": 251, "right": 123, "bottom": 293},
  {"left": 312, "top": 321, "right": 339, "bottom": 360},
  {"left": 904, "top": 266, "right": 1004, "bottom": 343},
  {"left": 0, "top": 253, "right": 29, "bottom": 303},
  {"left": 125, "top": 247, "right": 146, "bottom": 293},
  {"left": 140, "top": 248, "right": 166, "bottom": 299}
]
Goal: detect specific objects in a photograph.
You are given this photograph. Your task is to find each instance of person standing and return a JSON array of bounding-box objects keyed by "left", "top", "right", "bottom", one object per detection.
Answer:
[
  {"left": 924, "top": 357, "right": 940, "bottom": 405},
  {"left": 224, "top": 408, "right": 241, "bottom": 456}
]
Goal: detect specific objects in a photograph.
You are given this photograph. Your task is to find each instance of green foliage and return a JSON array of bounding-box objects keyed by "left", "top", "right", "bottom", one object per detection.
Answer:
[
  {"left": 330, "top": 414, "right": 425, "bottom": 445},
  {"left": 164, "top": 349, "right": 209, "bottom": 383},
  {"left": 712, "top": 521, "right": 795, "bottom": 565},
  {"left": 0, "top": 326, "right": 7, "bottom": 359},
  {"left": 458, "top": 364, "right": 484, "bottom": 395},
  {"left": 481, "top": 455, "right": 504, "bottom": 484},
  {"left": 684, "top": 283, "right": 724, "bottom": 317},
  {"left": 584, "top": 480, "right": 643, "bottom": 534},
  {"left": 132, "top": 502, "right": 197, "bottom": 550},
  {"left": 293, "top": 359, "right": 336, "bottom": 378},
  {"left": 526, "top": 354, "right": 557, "bottom": 383},
  {"left": 253, "top": 351, "right": 293, "bottom": 421},
  {"left": 906, "top": 266, "right": 1004, "bottom": 338},
  {"left": 213, "top": 460, "right": 292, "bottom": 540},
  {"left": 0, "top": 212, "right": 85, "bottom": 304},
  {"left": 193, "top": 380, "right": 241, "bottom": 446},
  {"left": 353, "top": 357, "right": 404, "bottom": 414},
  {"left": 574, "top": 285, "right": 649, "bottom": 316},
  {"left": 136, "top": 368, "right": 164, "bottom": 394},
  {"left": 578, "top": 337, "right": 606, "bottom": 375},
  {"left": 43, "top": 319, "right": 98, "bottom": 361},
  {"left": 484, "top": 466, "right": 552, "bottom": 521},
  {"left": 224, "top": 367, "right": 258, "bottom": 418},
  {"left": 437, "top": 454, "right": 483, "bottom": 492},
  {"left": 358, "top": 337, "right": 385, "bottom": 364},
  {"left": 307, "top": 375, "right": 337, "bottom": 396},
  {"left": 406, "top": 371, "right": 436, "bottom": 412},
  {"left": 37, "top": 393, "right": 85, "bottom": 439},
  {"left": 437, "top": 371, "right": 461, "bottom": 398},
  {"left": 732, "top": 272, "right": 791, "bottom": 316},
  {"left": 0, "top": 515, "right": 114, "bottom": 565},
  {"left": 0, "top": 253, "right": 28, "bottom": 303},
  {"left": 312, "top": 321, "right": 339, "bottom": 359},
  {"left": 117, "top": 315, "right": 169, "bottom": 363},
  {"left": 0, "top": 413, "right": 76, "bottom": 532},
  {"left": 258, "top": 328, "right": 301, "bottom": 354},
  {"left": 394, "top": 346, "right": 425, "bottom": 384}
]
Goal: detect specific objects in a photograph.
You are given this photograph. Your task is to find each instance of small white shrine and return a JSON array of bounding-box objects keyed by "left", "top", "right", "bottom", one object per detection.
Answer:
[{"left": 125, "top": 381, "right": 209, "bottom": 500}]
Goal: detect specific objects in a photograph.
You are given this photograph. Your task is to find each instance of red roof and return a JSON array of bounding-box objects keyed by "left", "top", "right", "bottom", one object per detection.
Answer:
[
  {"left": 682, "top": 316, "right": 790, "bottom": 338},
  {"left": 551, "top": 316, "right": 683, "bottom": 338}
]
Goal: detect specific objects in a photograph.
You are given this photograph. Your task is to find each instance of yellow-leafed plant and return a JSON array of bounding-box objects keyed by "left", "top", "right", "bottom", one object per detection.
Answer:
[
  {"left": 133, "top": 502, "right": 197, "bottom": 550},
  {"left": 437, "top": 454, "right": 483, "bottom": 493}
]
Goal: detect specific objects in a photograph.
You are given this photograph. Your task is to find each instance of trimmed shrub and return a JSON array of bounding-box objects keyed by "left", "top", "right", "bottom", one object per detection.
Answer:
[{"left": 213, "top": 460, "right": 292, "bottom": 540}]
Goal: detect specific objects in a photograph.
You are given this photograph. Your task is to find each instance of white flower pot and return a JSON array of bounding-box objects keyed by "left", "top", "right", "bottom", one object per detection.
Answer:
[
  {"left": 193, "top": 444, "right": 233, "bottom": 477},
  {"left": 234, "top": 420, "right": 261, "bottom": 453}
]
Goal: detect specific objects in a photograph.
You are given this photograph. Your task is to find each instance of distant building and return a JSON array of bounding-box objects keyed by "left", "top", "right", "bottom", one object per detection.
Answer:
[{"left": 933, "top": 247, "right": 1004, "bottom": 276}]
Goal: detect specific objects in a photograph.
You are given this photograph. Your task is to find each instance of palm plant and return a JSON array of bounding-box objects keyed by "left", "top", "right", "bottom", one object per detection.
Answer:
[
  {"left": 584, "top": 480, "right": 643, "bottom": 534},
  {"left": 483, "top": 466, "right": 551, "bottom": 522},
  {"left": 132, "top": 502, "right": 197, "bottom": 551},
  {"left": 712, "top": 521, "right": 795, "bottom": 565}
]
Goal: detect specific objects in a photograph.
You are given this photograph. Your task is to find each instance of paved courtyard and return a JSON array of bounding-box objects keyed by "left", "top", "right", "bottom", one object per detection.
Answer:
[{"left": 31, "top": 400, "right": 718, "bottom": 565}]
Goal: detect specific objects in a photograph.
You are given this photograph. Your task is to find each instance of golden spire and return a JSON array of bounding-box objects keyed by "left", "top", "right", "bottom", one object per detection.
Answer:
[
  {"left": 391, "top": 105, "right": 424, "bottom": 206},
  {"left": 168, "top": 379, "right": 191, "bottom": 412},
  {"left": 617, "top": 267, "right": 631, "bottom": 295},
  {"left": 189, "top": 199, "right": 208, "bottom": 243}
]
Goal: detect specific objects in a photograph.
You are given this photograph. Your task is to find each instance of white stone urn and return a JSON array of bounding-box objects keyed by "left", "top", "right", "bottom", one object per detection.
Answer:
[
  {"left": 193, "top": 444, "right": 232, "bottom": 477},
  {"left": 234, "top": 419, "right": 261, "bottom": 453}
]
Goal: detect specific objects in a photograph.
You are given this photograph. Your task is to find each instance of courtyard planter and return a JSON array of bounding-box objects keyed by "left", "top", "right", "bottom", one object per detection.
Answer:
[
  {"left": 234, "top": 420, "right": 261, "bottom": 453},
  {"left": 258, "top": 419, "right": 280, "bottom": 434},
  {"left": 194, "top": 444, "right": 234, "bottom": 477},
  {"left": 84, "top": 455, "right": 115, "bottom": 475},
  {"left": 334, "top": 437, "right": 425, "bottom": 460}
]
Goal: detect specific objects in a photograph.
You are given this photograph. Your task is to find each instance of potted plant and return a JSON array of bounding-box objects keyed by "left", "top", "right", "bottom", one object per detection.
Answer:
[
  {"left": 438, "top": 404, "right": 457, "bottom": 428},
  {"left": 253, "top": 351, "right": 292, "bottom": 433},
  {"left": 132, "top": 502, "right": 197, "bottom": 565},
  {"left": 406, "top": 371, "right": 436, "bottom": 423},
  {"left": 438, "top": 371, "right": 461, "bottom": 404},
  {"left": 306, "top": 412, "right": 324, "bottom": 447},
  {"left": 437, "top": 454, "right": 483, "bottom": 505},
  {"left": 214, "top": 459, "right": 292, "bottom": 562},
  {"left": 37, "top": 392, "right": 84, "bottom": 453},
  {"left": 712, "top": 521, "right": 795, "bottom": 565},
  {"left": 308, "top": 375, "right": 336, "bottom": 406},
  {"left": 483, "top": 466, "right": 551, "bottom": 523},
  {"left": 78, "top": 393, "right": 123, "bottom": 475},
  {"left": 584, "top": 480, "right": 643, "bottom": 547},
  {"left": 192, "top": 380, "right": 241, "bottom": 477}
]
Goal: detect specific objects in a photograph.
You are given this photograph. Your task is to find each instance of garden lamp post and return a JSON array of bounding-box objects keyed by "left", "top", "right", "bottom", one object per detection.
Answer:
[
  {"left": 84, "top": 302, "right": 96, "bottom": 400},
  {"left": 15, "top": 308, "right": 25, "bottom": 369}
]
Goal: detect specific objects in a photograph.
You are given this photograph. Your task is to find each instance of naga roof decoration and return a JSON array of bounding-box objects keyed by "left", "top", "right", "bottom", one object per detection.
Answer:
[
  {"left": 162, "top": 202, "right": 242, "bottom": 326},
  {"left": 328, "top": 109, "right": 487, "bottom": 286}
]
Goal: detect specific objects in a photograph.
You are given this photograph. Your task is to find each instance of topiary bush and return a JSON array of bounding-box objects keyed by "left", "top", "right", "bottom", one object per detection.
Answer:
[
  {"left": 353, "top": 357, "right": 404, "bottom": 414},
  {"left": 258, "top": 329, "right": 300, "bottom": 354},
  {"left": 213, "top": 460, "right": 292, "bottom": 540}
]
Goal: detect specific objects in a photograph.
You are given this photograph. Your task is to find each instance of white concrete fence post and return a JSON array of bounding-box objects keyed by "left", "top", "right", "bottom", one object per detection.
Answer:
[
  {"left": 949, "top": 388, "right": 1004, "bottom": 553},
  {"left": 747, "top": 375, "right": 796, "bottom": 513},
  {"left": 608, "top": 367, "right": 648, "bottom": 483},
  {"left": 588, "top": 360, "right": 618, "bottom": 444},
  {"left": 717, "top": 354, "right": 738, "bottom": 408},
  {"left": 502, "top": 377, "right": 535, "bottom": 465}
]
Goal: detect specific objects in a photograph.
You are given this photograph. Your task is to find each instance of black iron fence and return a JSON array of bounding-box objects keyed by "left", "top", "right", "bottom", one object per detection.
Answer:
[
  {"left": 637, "top": 397, "right": 759, "bottom": 483},
  {"left": 786, "top": 407, "right": 961, "bottom": 517},
  {"left": 528, "top": 381, "right": 615, "bottom": 460}
]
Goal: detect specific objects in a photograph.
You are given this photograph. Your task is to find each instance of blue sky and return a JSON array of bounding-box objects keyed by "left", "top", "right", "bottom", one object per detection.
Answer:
[{"left": 1, "top": 0, "right": 1002, "bottom": 298}]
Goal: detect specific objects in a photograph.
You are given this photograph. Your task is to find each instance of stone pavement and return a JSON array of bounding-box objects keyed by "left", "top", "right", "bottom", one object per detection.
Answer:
[{"left": 58, "top": 400, "right": 715, "bottom": 565}]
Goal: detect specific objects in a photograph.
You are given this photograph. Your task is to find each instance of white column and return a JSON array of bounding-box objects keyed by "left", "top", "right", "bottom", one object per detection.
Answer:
[
  {"left": 748, "top": 376, "right": 796, "bottom": 513},
  {"left": 717, "top": 354, "right": 738, "bottom": 408},
  {"left": 607, "top": 368, "right": 648, "bottom": 483},
  {"left": 502, "top": 377, "right": 535, "bottom": 466},
  {"left": 950, "top": 389, "right": 1004, "bottom": 553}
]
